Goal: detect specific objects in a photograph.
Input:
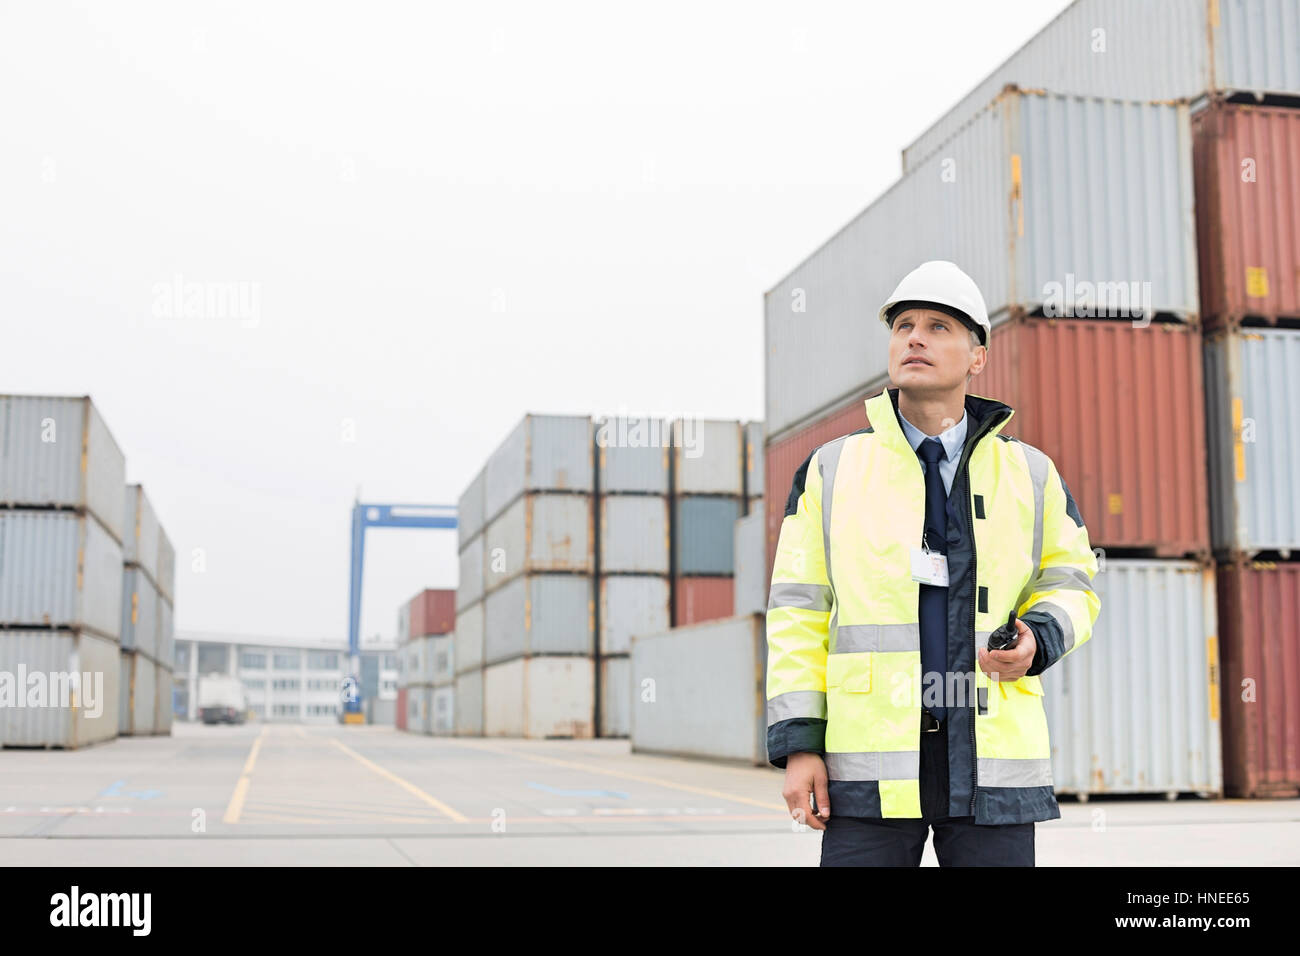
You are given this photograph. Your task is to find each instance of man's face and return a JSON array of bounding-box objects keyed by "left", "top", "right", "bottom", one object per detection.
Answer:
[{"left": 887, "top": 306, "right": 986, "bottom": 392}]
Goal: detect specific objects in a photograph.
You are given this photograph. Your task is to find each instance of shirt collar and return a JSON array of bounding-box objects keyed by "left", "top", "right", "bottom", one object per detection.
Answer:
[{"left": 896, "top": 406, "right": 968, "bottom": 462}]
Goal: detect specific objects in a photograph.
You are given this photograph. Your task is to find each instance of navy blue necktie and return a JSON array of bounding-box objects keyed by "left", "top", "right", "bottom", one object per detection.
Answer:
[{"left": 917, "top": 437, "right": 948, "bottom": 723}]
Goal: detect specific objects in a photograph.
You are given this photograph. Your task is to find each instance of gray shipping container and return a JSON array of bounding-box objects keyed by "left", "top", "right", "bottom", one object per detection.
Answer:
[
  {"left": 743, "top": 421, "right": 765, "bottom": 498},
  {"left": 156, "top": 596, "right": 174, "bottom": 668},
  {"left": 671, "top": 419, "right": 744, "bottom": 496},
  {"left": 599, "top": 574, "right": 671, "bottom": 656},
  {"left": 454, "top": 600, "right": 484, "bottom": 675},
  {"left": 902, "top": 0, "right": 1300, "bottom": 173},
  {"left": 484, "top": 414, "right": 593, "bottom": 525},
  {"left": 733, "top": 510, "right": 768, "bottom": 616},
  {"left": 0, "top": 629, "right": 120, "bottom": 747},
  {"left": 483, "top": 655, "right": 594, "bottom": 738},
  {"left": 122, "top": 484, "right": 161, "bottom": 586},
  {"left": 594, "top": 416, "right": 670, "bottom": 494},
  {"left": 1204, "top": 329, "right": 1300, "bottom": 556},
  {"left": 121, "top": 649, "right": 158, "bottom": 736},
  {"left": 631, "top": 613, "right": 766, "bottom": 764},
  {"left": 432, "top": 685, "right": 454, "bottom": 735},
  {"left": 156, "top": 527, "right": 176, "bottom": 602},
  {"left": 1042, "top": 558, "right": 1221, "bottom": 797},
  {"left": 599, "top": 495, "right": 670, "bottom": 574},
  {"left": 0, "top": 511, "right": 123, "bottom": 639},
  {"left": 766, "top": 91, "right": 1198, "bottom": 440},
  {"left": 458, "top": 466, "right": 487, "bottom": 550},
  {"left": 454, "top": 668, "right": 483, "bottom": 736},
  {"left": 484, "top": 573, "right": 593, "bottom": 665},
  {"left": 484, "top": 492, "right": 593, "bottom": 594},
  {"left": 0, "top": 395, "right": 127, "bottom": 544},
  {"left": 457, "top": 533, "right": 485, "bottom": 609},
  {"left": 429, "top": 633, "right": 454, "bottom": 687},
  {"left": 120, "top": 566, "right": 160, "bottom": 659},
  {"left": 155, "top": 666, "right": 174, "bottom": 735},
  {"left": 366, "top": 695, "right": 397, "bottom": 726},
  {"left": 674, "top": 496, "right": 741, "bottom": 575},
  {"left": 599, "top": 655, "right": 631, "bottom": 738}
]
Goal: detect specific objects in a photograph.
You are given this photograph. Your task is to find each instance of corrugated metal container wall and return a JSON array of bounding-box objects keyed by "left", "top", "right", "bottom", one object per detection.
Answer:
[
  {"left": 156, "top": 597, "right": 174, "bottom": 668},
  {"left": 122, "top": 485, "right": 161, "bottom": 585},
  {"left": 396, "top": 686, "right": 409, "bottom": 730},
  {"left": 419, "top": 635, "right": 438, "bottom": 685},
  {"left": 409, "top": 589, "right": 456, "bottom": 638},
  {"left": 766, "top": 92, "right": 1197, "bottom": 440},
  {"left": 978, "top": 319, "right": 1209, "bottom": 555},
  {"left": 1194, "top": 105, "right": 1300, "bottom": 328},
  {"left": 600, "top": 655, "right": 630, "bottom": 738},
  {"left": 671, "top": 419, "right": 743, "bottom": 495},
  {"left": 598, "top": 495, "right": 669, "bottom": 574},
  {"left": 674, "top": 496, "right": 741, "bottom": 574},
  {"left": 432, "top": 685, "right": 455, "bottom": 735},
  {"left": 127, "top": 653, "right": 157, "bottom": 735},
  {"left": 484, "top": 415, "right": 593, "bottom": 525},
  {"left": 484, "top": 493, "right": 592, "bottom": 593},
  {"left": 483, "top": 656, "right": 594, "bottom": 738},
  {"left": 155, "top": 668, "right": 174, "bottom": 734},
  {"left": 367, "top": 696, "right": 397, "bottom": 726},
  {"left": 117, "top": 650, "right": 130, "bottom": 735},
  {"left": 397, "top": 603, "right": 411, "bottom": 644},
  {"left": 674, "top": 576, "right": 735, "bottom": 627},
  {"left": 415, "top": 686, "right": 435, "bottom": 734},
  {"left": 0, "top": 630, "right": 120, "bottom": 747},
  {"left": 454, "top": 668, "right": 483, "bottom": 736},
  {"left": 598, "top": 575, "right": 671, "bottom": 656},
  {"left": 458, "top": 466, "right": 487, "bottom": 549},
  {"left": 743, "top": 421, "right": 764, "bottom": 498},
  {"left": 483, "top": 573, "right": 593, "bottom": 664},
  {"left": 0, "top": 511, "right": 123, "bottom": 638},
  {"left": 0, "top": 395, "right": 127, "bottom": 544},
  {"left": 631, "top": 614, "right": 766, "bottom": 764},
  {"left": 120, "top": 567, "right": 159, "bottom": 658},
  {"left": 594, "top": 417, "right": 670, "bottom": 494},
  {"left": 733, "top": 511, "right": 767, "bottom": 616},
  {"left": 429, "top": 634, "right": 454, "bottom": 686},
  {"left": 1216, "top": 560, "right": 1300, "bottom": 797},
  {"left": 156, "top": 528, "right": 175, "bottom": 602},
  {"left": 457, "top": 534, "right": 484, "bottom": 609},
  {"left": 1204, "top": 330, "right": 1300, "bottom": 555},
  {"left": 900, "top": 0, "right": 1300, "bottom": 173},
  {"left": 1041, "top": 559, "right": 1221, "bottom": 796},
  {"left": 454, "top": 600, "right": 484, "bottom": 675}
]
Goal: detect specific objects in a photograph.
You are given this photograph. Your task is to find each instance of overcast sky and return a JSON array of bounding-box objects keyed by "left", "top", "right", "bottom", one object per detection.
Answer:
[{"left": 1, "top": 0, "right": 1073, "bottom": 646}]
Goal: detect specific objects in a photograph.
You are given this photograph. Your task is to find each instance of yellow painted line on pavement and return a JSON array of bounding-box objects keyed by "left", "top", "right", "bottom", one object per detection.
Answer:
[
  {"left": 328, "top": 737, "right": 468, "bottom": 822},
  {"left": 223, "top": 725, "right": 269, "bottom": 824}
]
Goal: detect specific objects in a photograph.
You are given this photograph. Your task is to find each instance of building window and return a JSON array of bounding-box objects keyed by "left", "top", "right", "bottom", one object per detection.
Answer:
[
  {"left": 175, "top": 645, "right": 191, "bottom": 669},
  {"left": 272, "top": 703, "right": 299, "bottom": 717},
  {"left": 197, "top": 643, "right": 228, "bottom": 674},
  {"left": 241, "top": 652, "right": 266, "bottom": 669},
  {"left": 383, "top": 654, "right": 399, "bottom": 670},
  {"left": 273, "top": 653, "right": 300, "bottom": 670},
  {"left": 307, "top": 652, "right": 339, "bottom": 670},
  {"left": 272, "top": 678, "right": 300, "bottom": 691},
  {"left": 243, "top": 679, "right": 265, "bottom": 690}
]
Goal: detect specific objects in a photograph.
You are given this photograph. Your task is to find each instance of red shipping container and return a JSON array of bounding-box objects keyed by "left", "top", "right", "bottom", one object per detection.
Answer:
[
  {"left": 396, "top": 687, "right": 409, "bottom": 732},
  {"left": 673, "top": 576, "right": 735, "bottom": 627},
  {"left": 1194, "top": 104, "right": 1300, "bottom": 330},
  {"left": 408, "top": 589, "right": 456, "bottom": 637},
  {"left": 1217, "top": 560, "right": 1300, "bottom": 798}
]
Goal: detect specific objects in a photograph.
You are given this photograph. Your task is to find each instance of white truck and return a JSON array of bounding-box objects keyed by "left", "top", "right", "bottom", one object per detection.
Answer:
[{"left": 197, "top": 676, "right": 247, "bottom": 725}]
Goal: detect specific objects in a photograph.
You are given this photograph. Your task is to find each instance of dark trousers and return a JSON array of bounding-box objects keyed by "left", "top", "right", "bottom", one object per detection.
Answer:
[{"left": 820, "top": 720, "right": 1035, "bottom": 866}]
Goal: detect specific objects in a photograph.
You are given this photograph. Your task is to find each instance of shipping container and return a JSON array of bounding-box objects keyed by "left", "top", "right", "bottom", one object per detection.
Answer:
[
  {"left": 396, "top": 686, "right": 409, "bottom": 730},
  {"left": 979, "top": 317, "right": 1210, "bottom": 555},
  {"left": 1194, "top": 104, "right": 1300, "bottom": 329},
  {"left": 458, "top": 466, "right": 487, "bottom": 549},
  {"left": 432, "top": 685, "right": 455, "bottom": 735},
  {"left": 483, "top": 656, "right": 594, "bottom": 738},
  {"left": 1216, "top": 559, "right": 1300, "bottom": 798},
  {"left": 0, "top": 630, "right": 120, "bottom": 747},
  {"left": 631, "top": 613, "right": 766, "bottom": 764},
  {"left": 674, "top": 496, "right": 741, "bottom": 574},
  {"left": 454, "top": 600, "right": 484, "bottom": 675},
  {"left": 117, "top": 650, "right": 129, "bottom": 734},
  {"left": 901, "top": 0, "right": 1300, "bottom": 173},
  {"left": 743, "top": 421, "right": 765, "bottom": 499},
  {"left": 0, "top": 395, "right": 127, "bottom": 544},
  {"left": 598, "top": 574, "right": 671, "bottom": 656},
  {"left": 457, "top": 534, "right": 484, "bottom": 609},
  {"left": 767, "top": 92, "right": 1198, "bottom": 441},
  {"left": 397, "top": 602, "right": 411, "bottom": 644},
  {"left": 408, "top": 588, "right": 456, "bottom": 638},
  {"left": 124, "top": 651, "right": 157, "bottom": 736},
  {"left": 594, "top": 416, "right": 670, "bottom": 494},
  {"left": 1041, "top": 559, "right": 1221, "bottom": 797},
  {"left": 598, "top": 494, "right": 669, "bottom": 574},
  {"left": 0, "top": 511, "right": 123, "bottom": 639},
  {"left": 409, "top": 685, "right": 432, "bottom": 734},
  {"left": 674, "top": 576, "right": 736, "bottom": 627},
  {"left": 366, "top": 696, "right": 397, "bottom": 726},
  {"left": 154, "top": 669, "right": 174, "bottom": 735},
  {"left": 599, "top": 655, "right": 630, "bottom": 738},
  {"left": 429, "top": 634, "right": 454, "bottom": 687},
  {"left": 733, "top": 511, "right": 767, "bottom": 616},
  {"left": 119, "top": 566, "right": 159, "bottom": 659},
  {"left": 454, "top": 668, "right": 484, "bottom": 736},
  {"left": 156, "top": 596, "right": 174, "bottom": 668},
  {"left": 484, "top": 573, "right": 593, "bottom": 665},
  {"left": 156, "top": 527, "right": 175, "bottom": 603},
  {"left": 1204, "top": 329, "right": 1300, "bottom": 555},
  {"left": 484, "top": 492, "right": 592, "bottom": 593},
  {"left": 671, "top": 419, "right": 744, "bottom": 495},
  {"left": 484, "top": 415, "right": 593, "bottom": 525},
  {"left": 122, "top": 484, "right": 161, "bottom": 586}
]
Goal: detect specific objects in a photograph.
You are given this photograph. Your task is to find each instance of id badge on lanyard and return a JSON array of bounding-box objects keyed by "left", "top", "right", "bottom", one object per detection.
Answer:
[{"left": 909, "top": 531, "right": 949, "bottom": 587}]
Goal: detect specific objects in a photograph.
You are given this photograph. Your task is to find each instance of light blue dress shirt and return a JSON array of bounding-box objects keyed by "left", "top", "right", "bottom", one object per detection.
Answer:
[{"left": 897, "top": 407, "right": 968, "bottom": 496}]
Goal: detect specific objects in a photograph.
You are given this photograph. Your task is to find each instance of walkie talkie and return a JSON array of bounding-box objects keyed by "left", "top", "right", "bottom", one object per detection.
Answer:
[{"left": 987, "top": 610, "right": 1019, "bottom": 650}]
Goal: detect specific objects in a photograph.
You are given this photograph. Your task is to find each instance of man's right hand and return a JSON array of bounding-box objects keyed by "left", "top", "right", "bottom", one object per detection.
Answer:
[{"left": 783, "top": 751, "right": 830, "bottom": 831}]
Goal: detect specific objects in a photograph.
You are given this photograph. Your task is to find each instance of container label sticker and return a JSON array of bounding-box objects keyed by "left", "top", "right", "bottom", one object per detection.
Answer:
[
  {"left": 1245, "top": 266, "right": 1269, "bottom": 298},
  {"left": 1107, "top": 492, "right": 1123, "bottom": 515}
]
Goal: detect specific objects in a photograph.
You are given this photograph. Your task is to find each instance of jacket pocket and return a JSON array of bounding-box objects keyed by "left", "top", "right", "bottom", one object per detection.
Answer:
[{"left": 826, "top": 652, "right": 872, "bottom": 693}]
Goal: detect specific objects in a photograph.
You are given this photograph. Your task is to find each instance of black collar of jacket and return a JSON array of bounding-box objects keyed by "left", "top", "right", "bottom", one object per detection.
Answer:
[{"left": 885, "top": 386, "right": 1014, "bottom": 464}]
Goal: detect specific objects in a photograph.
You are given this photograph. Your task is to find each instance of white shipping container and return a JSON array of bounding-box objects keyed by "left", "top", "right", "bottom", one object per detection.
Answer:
[
  {"left": 671, "top": 419, "right": 743, "bottom": 495},
  {"left": 631, "top": 614, "right": 766, "bottom": 764},
  {"left": 454, "top": 601, "right": 484, "bottom": 675},
  {"left": 458, "top": 534, "right": 484, "bottom": 609},
  {"left": 484, "top": 492, "right": 593, "bottom": 594},
  {"left": 429, "top": 634, "right": 454, "bottom": 687},
  {"left": 454, "top": 669, "right": 483, "bottom": 736},
  {"left": 458, "top": 466, "right": 487, "bottom": 550},
  {"left": 124, "top": 650, "right": 158, "bottom": 736},
  {"left": 0, "top": 511, "right": 123, "bottom": 640},
  {"left": 1042, "top": 559, "right": 1221, "bottom": 796},
  {"left": 433, "top": 685, "right": 455, "bottom": 735},
  {"left": 120, "top": 566, "right": 160, "bottom": 659},
  {"left": 594, "top": 416, "right": 670, "bottom": 494},
  {"left": 156, "top": 528, "right": 176, "bottom": 602},
  {"left": 397, "top": 602, "right": 411, "bottom": 643},
  {"left": 599, "top": 655, "right": 630, "bottom": 738},
  {"left": 598, "top": 575, "right": 670, "bottom": 656},
  {"left": 155, "top": 666, "right": 174, "bottom": 735},
  {"left": 484, "top": 415, "right": 593, "bottom": 525},
  {"left": 156, "top": 596, "right": 174, "bottom": 669},
  {"left": 743, "top": 421, "right": 765, "bottom": 498},
  {"left": 122, "top": 484, "right": 161, "bottom": 586},
  {"left": 117, "top": 651, "right": 129, "bottom": 735},
  {"left": 0, "top": 630, "right": 120, "bottom": 747},
  {"left": 483, "top": 656, "right": 594, "bottom": 738},
  {"left": 598, "top": 495, "right": 669, "bottom": 574},
  {"left": 484, "top": 573, "right": 593, "bottom": 664},
  {"left": 733, "top": 511, "right": 768, "bottom": 616},
  {"left": 0, "top": 395, "right": 127, "bottom": 544}
]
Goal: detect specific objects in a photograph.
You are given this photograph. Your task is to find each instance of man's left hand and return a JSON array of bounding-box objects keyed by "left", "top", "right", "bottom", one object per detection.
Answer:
[{"left": 977, "top": 619, "right": 1036, "bottom": 681}]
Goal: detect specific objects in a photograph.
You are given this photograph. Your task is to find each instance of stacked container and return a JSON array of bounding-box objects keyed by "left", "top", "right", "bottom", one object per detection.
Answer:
[
  {"left": 672, "top": 418, "right": 745, "bottom": 626},
  {"left": 454, "top": 465, "right": 486, "bottom": 735},
  {"left": 0, "top": 395, "right": 125, "bottom": 748},
  {"left": 119, "top": 484, "right": 175, "bottom": 736},
  {"left": 396, "top": 588, "right": 455, "bottom": 735}
]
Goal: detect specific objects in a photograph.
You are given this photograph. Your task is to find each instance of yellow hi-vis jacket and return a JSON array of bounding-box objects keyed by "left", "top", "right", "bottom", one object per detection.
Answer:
[{"left": 766, "top": 387, "right": 1100, "bottom": 825}]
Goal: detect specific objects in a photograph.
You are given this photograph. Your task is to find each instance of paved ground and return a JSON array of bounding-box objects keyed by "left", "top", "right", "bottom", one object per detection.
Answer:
[{"left": 1, "top": 723, "right": 1297, "bottom": 865}]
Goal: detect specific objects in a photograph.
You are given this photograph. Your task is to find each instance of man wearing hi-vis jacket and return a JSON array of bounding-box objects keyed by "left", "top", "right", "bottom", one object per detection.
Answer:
[{"left": 766, "top": 260, "right": 1100, "bottom": 867}]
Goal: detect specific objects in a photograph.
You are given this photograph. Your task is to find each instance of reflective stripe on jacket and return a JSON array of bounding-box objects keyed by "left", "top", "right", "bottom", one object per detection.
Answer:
[{"left": 766, "top": 387, "right": 1100, "bottom": 825}]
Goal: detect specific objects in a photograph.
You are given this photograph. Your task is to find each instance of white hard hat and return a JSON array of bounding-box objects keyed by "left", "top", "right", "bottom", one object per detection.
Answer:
[{"left": 878, "top": 260, "right": 991, "bottom": 347}]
